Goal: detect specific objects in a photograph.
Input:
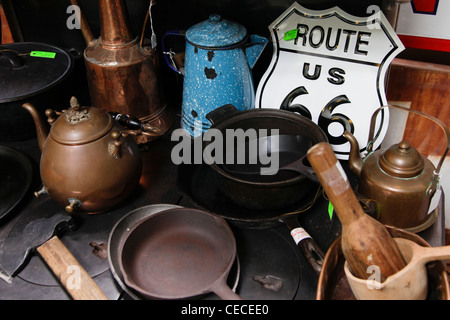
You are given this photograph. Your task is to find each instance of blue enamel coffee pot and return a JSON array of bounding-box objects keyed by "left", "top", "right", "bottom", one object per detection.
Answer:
[{"left": 163, "top": 14, "right": 268, "bottom": 137}]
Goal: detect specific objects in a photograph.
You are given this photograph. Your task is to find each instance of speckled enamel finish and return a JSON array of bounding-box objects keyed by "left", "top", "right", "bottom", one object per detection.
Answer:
[{"left": 181, "top": 15, "right": 268, "bottom": 137}]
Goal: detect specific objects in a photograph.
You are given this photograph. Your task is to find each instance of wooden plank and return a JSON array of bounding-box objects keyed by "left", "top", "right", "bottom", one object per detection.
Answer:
[
  {"left": 387, "top": 58, "right": 450, "bottom": 157},
  {"left": 0, "top": 0, "right": 22, "bottom": 44},
  {"left": 0, "top": 2, "right": 14, "bottom": 43}
]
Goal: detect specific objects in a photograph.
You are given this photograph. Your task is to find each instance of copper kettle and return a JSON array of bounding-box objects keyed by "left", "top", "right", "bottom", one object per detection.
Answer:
[
  {"left": 344, "top": 105, "right": 449, "bottom": 232},
  {"left": 22, "top": 97, "right": 150, "bottom": 214}
]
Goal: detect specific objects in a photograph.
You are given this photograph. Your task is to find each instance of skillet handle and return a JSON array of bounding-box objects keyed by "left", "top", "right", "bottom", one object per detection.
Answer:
[
  {"left": 211, "top": 279, "right": 243, "bottom": 300},
  {"left": 280, "top": 215, "right": 324, "bottom": 274},
  {"left": 292, "top": 229, "right": 324, "bottom": 275}
]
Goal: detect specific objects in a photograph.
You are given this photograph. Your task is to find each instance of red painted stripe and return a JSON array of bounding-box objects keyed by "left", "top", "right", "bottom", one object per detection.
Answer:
[{"left": 398, "top": 34, "right": 450, "bottom": 52}]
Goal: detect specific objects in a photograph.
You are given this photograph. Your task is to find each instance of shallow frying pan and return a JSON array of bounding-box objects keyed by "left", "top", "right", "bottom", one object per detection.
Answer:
[
  {"left": 108, "top": 204, "right": 240, "bottom": 300},
  {"left": 117, "top": 207, "right": 242, "bottom": 300},
  {"left": 0, "top": 146, "right": 33, "bottom": 221}
]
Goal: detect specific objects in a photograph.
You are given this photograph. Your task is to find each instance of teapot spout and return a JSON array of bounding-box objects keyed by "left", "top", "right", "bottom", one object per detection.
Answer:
[
  {"left": 343, "top": 130, "right": 363, "bottom": 176},
  {"left": 245, "top": 34, "right": 268, "bottom": 69},
  {"left": 22, "top": 103, "right": 48, "bottom": 151}
]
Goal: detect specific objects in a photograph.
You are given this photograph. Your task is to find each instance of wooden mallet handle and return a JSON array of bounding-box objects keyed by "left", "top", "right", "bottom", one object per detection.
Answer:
[
  {"left": 307, "top": 142, "right": 406, "bottom": 282},
  {"left": 37, "top": 236, "right": 108, "bottom": 300}
]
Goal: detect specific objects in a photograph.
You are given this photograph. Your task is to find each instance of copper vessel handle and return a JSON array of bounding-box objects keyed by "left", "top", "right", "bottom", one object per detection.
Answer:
[
  {"left": 367, "top": 104, "right": 450, "bottom": 174},
  {"left": 139, "top": 0, "right": 157, "bottom": 48},
  {"left": 121, "top": 128, "right": 162, "bottom": 137},
  {"left": 69, "top": 0, "right": 94, "bottom": 44},
  {"left": 108, "top": 128, "right": 162, "bottom": 158}
]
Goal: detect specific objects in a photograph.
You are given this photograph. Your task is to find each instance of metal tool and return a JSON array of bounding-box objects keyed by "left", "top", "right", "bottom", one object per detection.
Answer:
[{"left": 0, "top": 203, "right": 108, "bottom": 300}]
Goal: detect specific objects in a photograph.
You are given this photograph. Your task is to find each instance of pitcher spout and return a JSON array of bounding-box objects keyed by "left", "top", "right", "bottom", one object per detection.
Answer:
[
  {"left": 22, "top": 103, "right": 48, "bottom": 151},
  {"left": 245, "top": 34, "right": 268, "bottom": 69}
]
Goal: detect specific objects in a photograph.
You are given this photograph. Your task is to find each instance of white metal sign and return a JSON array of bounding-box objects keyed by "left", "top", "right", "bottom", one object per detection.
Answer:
[{"left": 255, "top": 3, "right": 405, "bottom": 159}]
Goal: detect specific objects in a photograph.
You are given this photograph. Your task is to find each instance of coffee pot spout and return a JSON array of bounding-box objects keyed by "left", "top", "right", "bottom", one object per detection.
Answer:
[
  {"left": 245, "top": 34, "right": 268, "bottom": 69},
  {"left": 22, "top": 102, "right": 49, "bottom": 151}
]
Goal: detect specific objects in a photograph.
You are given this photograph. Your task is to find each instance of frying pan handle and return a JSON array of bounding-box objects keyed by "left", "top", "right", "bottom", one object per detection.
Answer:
[
  {"left": 211, "top": 279, "right": 243, "bottom": 300},
  {"left": 37, "top": 236, "right": 108, "bottom": 300},
  {"left": 281, "top": 215, "right": 324, "bottom": 274},
  {"left": 294, "top": 154, "right": 320, "bottom": 184},
  {"left": 292, "top": 229, "right": 324, "bottom": 275}
]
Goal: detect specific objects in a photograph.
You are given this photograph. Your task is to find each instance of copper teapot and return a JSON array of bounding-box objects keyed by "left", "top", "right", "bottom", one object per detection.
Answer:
[
  {"left": 344, "top": 105, "right": 449, "bottom": 232},
  {"left": 22, "top": 97, "right": 151, "bottom": 214}
]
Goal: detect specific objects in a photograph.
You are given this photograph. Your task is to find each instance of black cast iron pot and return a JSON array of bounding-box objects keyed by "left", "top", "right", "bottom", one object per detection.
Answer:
[
  {"left": 0, "top": 42, "right": 73, "bottom": 141},
  {"left": 204, "top": 104, "right": 328, "bottom": 211}
]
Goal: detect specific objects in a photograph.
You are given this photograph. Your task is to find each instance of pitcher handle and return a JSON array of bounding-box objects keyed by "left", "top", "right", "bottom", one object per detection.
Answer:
[
  {"left": 162, "top": 30, "right": 186, "bottom": 74},
  {"left": 367, "top": 105, "right": 450, "bottom": 175}
]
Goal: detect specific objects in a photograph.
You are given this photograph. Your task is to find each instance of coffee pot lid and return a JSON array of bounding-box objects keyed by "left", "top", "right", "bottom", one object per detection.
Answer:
[
  {"left": 186, "top": 14, "right": 247, "bottom": 48},
  {"left": 51, "top": 97, "right": 113, "bottom": 145},
  {"left": 379, "top": 141, "right": 425, "bottom": 178}
]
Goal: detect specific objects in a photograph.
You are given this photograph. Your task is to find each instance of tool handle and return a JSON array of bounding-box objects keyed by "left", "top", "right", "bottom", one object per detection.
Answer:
[
  {"left": 280, "top": 214, "right": 324, "bottom": 274},
  {"left": 37, "top": 236, "right": 108, "bottom": 300},
  {"left": 414, "top": 244, "right": 450, "bottom": 265},
  {"left": 307, "top": 142, "right": 406, "bottom": 281},
  {"left": 307, "top": 143, "right": 365, "bottom": 226}
]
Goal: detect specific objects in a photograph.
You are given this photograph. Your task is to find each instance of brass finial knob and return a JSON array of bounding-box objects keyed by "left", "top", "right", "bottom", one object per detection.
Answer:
[{"left": 70, "top": 96, "right": 80, "bottom": 111}]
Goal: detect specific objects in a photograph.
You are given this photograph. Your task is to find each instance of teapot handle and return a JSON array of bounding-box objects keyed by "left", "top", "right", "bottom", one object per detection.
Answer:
[{"left": 367, "top": 105, "right": 450, "bottom": 175}]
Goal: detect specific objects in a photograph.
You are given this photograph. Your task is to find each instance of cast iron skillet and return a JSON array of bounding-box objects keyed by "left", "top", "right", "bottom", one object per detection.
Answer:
[
  {"left": 108, "top": 204, "right": 240, "bottom": 300},
  {"left": 117, "top": 207, "right": 241, "bottom": 300},
  {"left": 0, "top": 146, "right": 33, "bottom": 221}
]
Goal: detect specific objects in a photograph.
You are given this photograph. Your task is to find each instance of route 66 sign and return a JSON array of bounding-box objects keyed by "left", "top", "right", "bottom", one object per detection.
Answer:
[{"left": 255, "top": 3, "right": 405, "bottom": 159}]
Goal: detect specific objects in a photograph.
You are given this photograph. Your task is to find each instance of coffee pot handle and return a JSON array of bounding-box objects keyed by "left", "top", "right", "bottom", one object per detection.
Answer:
[
  {"left": 162, "top": 30, "right": 186, "bottom": 75},
  {"left": 366, "top": 105, "right": 449, "bottom": 175}
]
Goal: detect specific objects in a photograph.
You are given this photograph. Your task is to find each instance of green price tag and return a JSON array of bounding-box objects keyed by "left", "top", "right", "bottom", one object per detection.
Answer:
[
  {"left": 328, "top": 201, "right": 334, "bottom": 220},
  {"left": 30, "top": 51, "right": 56, "bottom": 59},
  {"left": 283, "top": 29, "right": 298, "bottom": 41}
]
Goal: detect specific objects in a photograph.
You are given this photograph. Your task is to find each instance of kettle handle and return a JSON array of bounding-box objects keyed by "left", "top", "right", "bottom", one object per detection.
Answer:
[
  {"left": 367, "top": 105, "right": 450, "bottom": 174},
  {"left": 161, "top": 30, "right": 186, "bottom": 74}
]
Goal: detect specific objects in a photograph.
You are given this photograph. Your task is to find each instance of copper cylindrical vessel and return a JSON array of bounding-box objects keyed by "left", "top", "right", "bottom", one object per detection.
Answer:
[{"left": 82, "top": 0, "right": 173, "bottom": 143}]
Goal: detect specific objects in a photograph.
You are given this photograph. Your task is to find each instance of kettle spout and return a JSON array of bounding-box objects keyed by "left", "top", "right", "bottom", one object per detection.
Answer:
[
  {"left": 22, "top": 103, "right": 48, "bottom": 151},
  {"left": 343, "top": 130, "right": 363, "bottom": 176},
  {"left": 245, "top": 34, "right": 268, "bottom": 69}
]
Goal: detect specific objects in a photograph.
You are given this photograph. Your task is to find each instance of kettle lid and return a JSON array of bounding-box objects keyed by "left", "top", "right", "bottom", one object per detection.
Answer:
[
  {"left": 379, "top": 141, "right": 425, "bottom": 178},
  {"left": 186, "top": 14, "right": 247, "bottom": 48},
  {"left": 51, "top": 97, "right": 113, "bottom": 145}
]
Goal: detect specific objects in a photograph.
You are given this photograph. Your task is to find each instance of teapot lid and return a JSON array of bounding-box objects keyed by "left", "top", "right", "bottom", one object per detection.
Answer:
[
  {"left": 378, "top": 141, "right": 424, "bottom": 178},
  {"left": 51, "top": 97, "right": 113, "bottom": 145},
  {"left": 186, "top": 14, "right": 247, "bottom": 48}
]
